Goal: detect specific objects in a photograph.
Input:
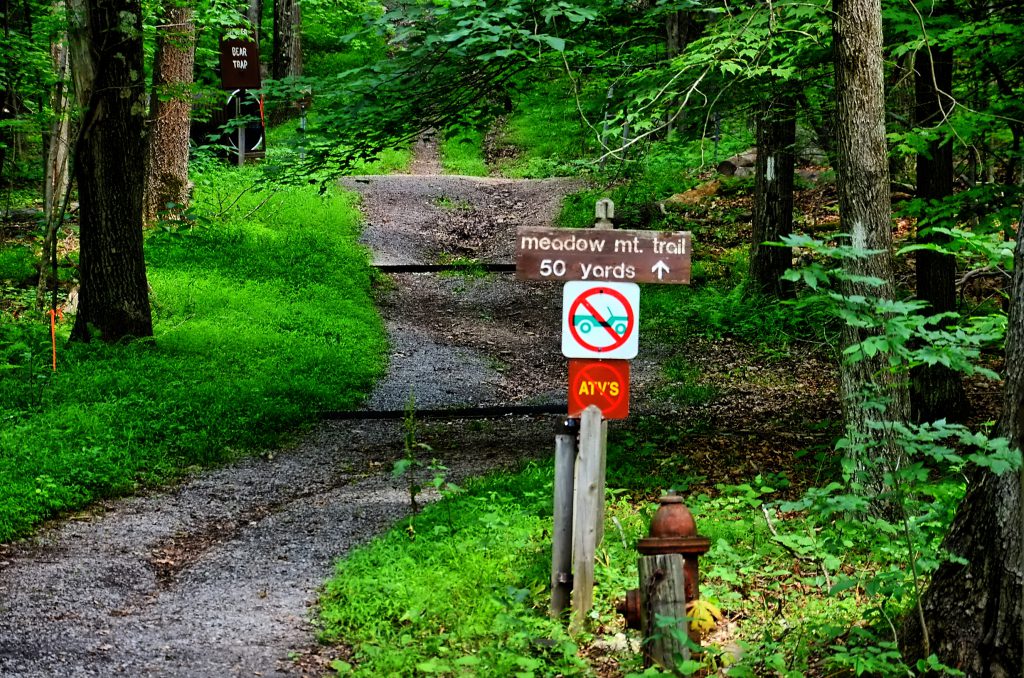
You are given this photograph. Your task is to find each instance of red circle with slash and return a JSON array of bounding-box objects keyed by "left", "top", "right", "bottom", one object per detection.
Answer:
[
  {"left": 567, "top": 286, "right": 635, "bottom": 354},
  {"left": 568, "top": 359, "right": 630, "bottom": 419}
]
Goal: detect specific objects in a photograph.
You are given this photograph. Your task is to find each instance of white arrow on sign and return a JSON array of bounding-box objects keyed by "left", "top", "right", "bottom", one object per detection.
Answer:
[{"left": 652, "top": 260, "right": 670, "bottom": 281}]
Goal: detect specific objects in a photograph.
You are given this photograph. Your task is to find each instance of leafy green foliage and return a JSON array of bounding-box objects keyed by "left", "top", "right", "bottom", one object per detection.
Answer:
[
  {"left": 319, "top": 464, "right": 587, "bottom": 676},
  {"left": 642, "top": 279, "right": 833, "bottom": 348},
  {"left": 0, "top": 166, "right": 386, "bottom": 542},
  {"left": 286, "top": 0, "right": 601, "bottom": 176},
  {"left": 0, "top": 245, "right": 36, "bottom": 283}
]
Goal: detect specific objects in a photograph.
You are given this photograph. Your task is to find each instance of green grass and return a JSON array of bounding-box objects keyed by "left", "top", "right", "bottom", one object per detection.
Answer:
[
  {"left": 264, "top": 112, "right": 414, "bottom": 175},
  {"left": 0, "top": 245, "right": 36, "bottom": 283},
  {"left": 496, "top": 76, "right": 594, "bottom": 179},
  {"left": 0, "top": 164, "right": 387, "bottom": 542},
  {"left": 320, "top": 464, "right": 588, "bottom": 676},
  {"left": 440, "top": 126, "right": 489, "bottom": 176}
]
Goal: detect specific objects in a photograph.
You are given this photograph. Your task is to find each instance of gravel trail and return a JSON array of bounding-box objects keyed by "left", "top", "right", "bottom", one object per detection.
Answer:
[{"left": 0, "top": 148, "right": 587, "bottom": 677}]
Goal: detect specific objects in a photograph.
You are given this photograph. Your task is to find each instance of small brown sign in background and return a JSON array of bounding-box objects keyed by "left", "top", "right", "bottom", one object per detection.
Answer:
[{"left": 220, "top": 39, "right": 261, "bottom": 90}]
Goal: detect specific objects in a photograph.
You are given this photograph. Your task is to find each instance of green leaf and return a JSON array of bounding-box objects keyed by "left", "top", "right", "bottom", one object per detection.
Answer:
[
  {"left": 330, "top": 659, "right": 352, "bottom": 674},
  {"left": 537, "top": 35, "right": 566, "bottom": 52}
]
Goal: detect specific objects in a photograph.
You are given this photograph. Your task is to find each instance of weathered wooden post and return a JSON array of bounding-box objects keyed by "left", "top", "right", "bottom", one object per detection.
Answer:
[
  {"left": 570, "top": 405, "right": 605, "bottom": 630},
  {"left": 638, "top": 553, "right": 690, "bottom": 670},
  {"left": 550, "top": 417, "right": 578, "bottom": 617}
]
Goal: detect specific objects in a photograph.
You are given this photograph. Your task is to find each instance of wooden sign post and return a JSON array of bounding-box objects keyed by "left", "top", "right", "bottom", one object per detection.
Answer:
[
  {"left": 516, "top": 199, "right": 693, "bottom": 631},
  {"left": 570, "top": 405, "right": 606, "bottom": 631}
]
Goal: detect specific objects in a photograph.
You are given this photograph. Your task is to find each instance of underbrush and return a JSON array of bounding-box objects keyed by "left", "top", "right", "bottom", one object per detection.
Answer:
[
  {"left": 319, "top": 435, "right": 950, "bottom": 677},
  {"left": 0, "top": 164, "right": 387, "bottom": 542},
  {"left": 320, "top": 463, "right": 587, "bottom": 676},
  {"left": 440, "top": 126, "right": 489, "bottom": 177},
  {"left": 495, "top": 76, "right": 595, "bottom": 179},
  {"left": 264, "top": 112, "right": 414, "bottom": 175}
]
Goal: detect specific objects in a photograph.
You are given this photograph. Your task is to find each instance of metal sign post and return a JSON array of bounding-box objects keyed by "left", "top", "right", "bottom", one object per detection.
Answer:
[
  {"left": 550, "top": 418, "right": 578, "bottom": 617},
  {"left": 237, "top": 95, "right": 245, "bottom": 167},
  {"left": 219, "top": 38, "right": 261, "bottom": 166}
]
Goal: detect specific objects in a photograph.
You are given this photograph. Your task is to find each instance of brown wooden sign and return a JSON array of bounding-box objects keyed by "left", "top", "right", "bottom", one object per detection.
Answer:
[
  {"left": 219, "top": 39, "right": 261, "bottom": 89},
  {"left": 515, "top": 226, "right": 692, "bottom": 284}
]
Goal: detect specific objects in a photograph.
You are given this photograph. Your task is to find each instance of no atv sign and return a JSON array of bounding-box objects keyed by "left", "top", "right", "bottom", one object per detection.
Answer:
[
  {"left": 569, "top": 359, "right": 630, "bottom": 419},
  {"left": 561, "top": 281, "right": 639, "bottom": 360}
]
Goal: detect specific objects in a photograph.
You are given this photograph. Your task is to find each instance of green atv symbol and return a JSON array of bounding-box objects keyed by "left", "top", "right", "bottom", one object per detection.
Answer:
[{"left": 574, "top": 309, "right": 628, "bottom": 335}]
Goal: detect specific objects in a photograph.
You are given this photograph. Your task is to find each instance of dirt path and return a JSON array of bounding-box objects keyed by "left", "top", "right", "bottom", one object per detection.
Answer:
[{"left": 0, "top": 152, "right": 587, "bottom": 676}]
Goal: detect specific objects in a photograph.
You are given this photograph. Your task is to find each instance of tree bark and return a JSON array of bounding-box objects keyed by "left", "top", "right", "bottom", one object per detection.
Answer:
[
  {"left": 143, "top": 1, "right": 195, "bottom": 227},
  {"left": 36, "top": 35, "right": 72, "bottom": 312},
  {"left": 832, "top": 0, "right": 910, "bottom": 479},
  {"left": 272, "top": 0, "right": 301, "bottom": 80},
  {"left": 749, "top": 94, "right": 796, "bottom": 297},
  {"left": 911, "top": 44, "right": 965, "bottom": 423},
  {"left": 245, "top": 0, "right": 262, "bottom": 43},
  {"left": 67, "top": 0, "right": 153, "bottom": 342},
  {"left": 907, "top": 211, "right": 1024, "bottom": 677},
  {"left": 44, "top": 39, "right": 71, "bottom": 225}
]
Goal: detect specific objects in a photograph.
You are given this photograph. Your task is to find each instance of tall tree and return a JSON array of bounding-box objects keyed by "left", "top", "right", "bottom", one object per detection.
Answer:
[
  {"left": 67, "top": 0, "right": 152, "bottom": 341},
  {"left": 911, "top": 41, "right": 965, "bottom": 422},
  {"left": 245, "top": 0, "right": 261, "bottom": 42},
  {"left": 906, "top": 208, "right": 1024, "bottom": 675},
  {"left": 36, "top": 31, "right": 73, "bottom": 311},
  {"left": 748, "top": 92, "right": 796, "bottom": 297},
  {"left": 272, "top": 0, "right": 300, "bottom": 80},
  {"left": 143, "top": 0, "right": 195, "bottom": 226},
  {"left": 832, "top": 0, "right": 910, "bottom": 475}
]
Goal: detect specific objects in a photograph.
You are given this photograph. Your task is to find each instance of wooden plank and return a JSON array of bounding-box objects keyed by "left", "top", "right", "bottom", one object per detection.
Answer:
[
  {"left": 596, "top": 417, "right": 608, "bottom": 546},
  {"left": 570, "top": 405, "right": 604, "bottom": 630},
  {"left": 638, "top": 553, "right": 690, "bottom": 670},
  {"left": 550, "top": 421, "right": 577, "bottom": 617},
  {"left": 515, "top": 226, "right": 692, "bottom": 284}
]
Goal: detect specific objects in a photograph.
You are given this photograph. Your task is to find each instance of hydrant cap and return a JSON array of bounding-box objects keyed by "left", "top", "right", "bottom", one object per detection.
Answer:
[
  {"left": 649, "top": 495, "right": 696, "bottom": 538},
  {"left": 636, "top": 494, "right": 711, "bottom": 556}
]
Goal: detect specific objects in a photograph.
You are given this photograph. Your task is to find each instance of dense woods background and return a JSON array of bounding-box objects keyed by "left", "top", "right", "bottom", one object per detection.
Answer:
[{"left": 2, "top": 0, "right": 1024, "bottom": 674}]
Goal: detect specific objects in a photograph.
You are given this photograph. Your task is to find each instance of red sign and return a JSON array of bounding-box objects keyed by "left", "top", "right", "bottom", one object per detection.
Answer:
[{"left": 568, "top": 359, "right": 630, "bottom": 420}]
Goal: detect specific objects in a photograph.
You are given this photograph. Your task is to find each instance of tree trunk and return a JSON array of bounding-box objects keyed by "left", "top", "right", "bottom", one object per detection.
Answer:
[
  {"left": 886, "top": 53, "right": 916, "bottom": 185},
  {"left": 911, "top": 45, "right": 965, "bottom": 423},
  {"left": 832, "top": 0, "right": 910, "bottom": 479},
  {"left": 143, "top": 2, "right": 195, "bottom": 227},
  {"left": 44, "top": 40, "right": 71, "bottom": 225},
  {"left": 272, "top": 0, "right": 301, "bottom": 80},
  {"left": 245, "top": 0, "right": 262, "bottom": 42},
  {"left": 36, "top": 36, "right": 73, "bottom": 312},
  {"left": 749, "top": 94, "right": 796, "bottom": 297},
  {"left": 67, "top": 0, "right": 153, "bottom": 342},
  {"left": 906, "top": 209, "right": 1024, "bottom": 677}
]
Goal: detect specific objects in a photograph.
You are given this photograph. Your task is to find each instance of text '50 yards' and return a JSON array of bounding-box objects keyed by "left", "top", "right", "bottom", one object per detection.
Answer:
[{"left": 515, "top": 226, "right": 692, "bottom": 285}]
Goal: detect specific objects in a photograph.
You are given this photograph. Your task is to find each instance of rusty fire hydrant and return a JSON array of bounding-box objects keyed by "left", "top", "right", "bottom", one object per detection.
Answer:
[{"left": 618, "top": 494, "right": 711, "bottom": 647}]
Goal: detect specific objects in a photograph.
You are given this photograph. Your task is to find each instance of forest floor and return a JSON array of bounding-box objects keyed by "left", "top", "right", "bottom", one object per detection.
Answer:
[{"left": 0, "top": 141, "right": 864, "bottom": 677}]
